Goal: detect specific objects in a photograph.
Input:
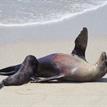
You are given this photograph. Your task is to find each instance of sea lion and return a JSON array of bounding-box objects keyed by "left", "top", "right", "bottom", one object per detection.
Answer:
[{"left": 0, "top": 27, "right": 107, "bottom": 88}]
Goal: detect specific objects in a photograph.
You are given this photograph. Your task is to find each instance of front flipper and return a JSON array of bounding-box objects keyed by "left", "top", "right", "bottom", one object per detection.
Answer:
[
  {"left": 30, "top": 74, "right": 64, "bottom": 83},
  {"left": 72, "top": 27, "right": 88, "bottom": 61}
]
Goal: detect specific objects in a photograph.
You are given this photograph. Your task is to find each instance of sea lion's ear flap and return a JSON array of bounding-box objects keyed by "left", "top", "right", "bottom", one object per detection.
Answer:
[{"left": 72, "top": 27, "right": 88, "bottom": 60}]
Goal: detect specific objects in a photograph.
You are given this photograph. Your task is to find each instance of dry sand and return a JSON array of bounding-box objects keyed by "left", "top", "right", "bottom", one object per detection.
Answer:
[{"left": 0, "top": 37, "right": 107, "bottom": 107}]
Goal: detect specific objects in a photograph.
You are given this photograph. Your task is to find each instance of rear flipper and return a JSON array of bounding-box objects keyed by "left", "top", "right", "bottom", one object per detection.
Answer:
[
  {"left": 30, "top": 74, "right": 64, "bottom": 83},
  {"left": 0, "top": 64, "right": 21, "bottom": 76}
]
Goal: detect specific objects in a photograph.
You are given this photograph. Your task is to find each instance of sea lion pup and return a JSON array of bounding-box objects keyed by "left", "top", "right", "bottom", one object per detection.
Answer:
[{"left": 0, "top": 55, "right": 38, "bottom": 88}]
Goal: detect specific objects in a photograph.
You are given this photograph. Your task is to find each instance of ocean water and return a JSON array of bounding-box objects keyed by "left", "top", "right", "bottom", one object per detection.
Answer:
[{"left": 0, "top": 0, "right": 107, "bottom": 26}]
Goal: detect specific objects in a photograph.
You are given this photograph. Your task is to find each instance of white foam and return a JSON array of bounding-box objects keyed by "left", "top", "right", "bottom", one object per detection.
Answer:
[{"left": 0, "top": 1, "right": 107, "bottom": 27}]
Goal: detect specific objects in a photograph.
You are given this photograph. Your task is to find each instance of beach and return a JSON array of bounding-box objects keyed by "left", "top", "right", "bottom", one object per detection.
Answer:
[{"left": 0, "top": 3, "right": 107, "bottom": 107}]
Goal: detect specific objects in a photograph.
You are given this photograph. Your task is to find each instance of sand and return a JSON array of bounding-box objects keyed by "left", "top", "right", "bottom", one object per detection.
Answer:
[{"left": 0, "top": 37, "right": 107, "bottom": 107}]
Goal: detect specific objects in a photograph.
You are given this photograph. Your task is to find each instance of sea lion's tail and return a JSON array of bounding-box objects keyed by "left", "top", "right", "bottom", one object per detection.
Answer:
[{"left": 0, "top": 64, "right": 21, "bottom": 76}]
